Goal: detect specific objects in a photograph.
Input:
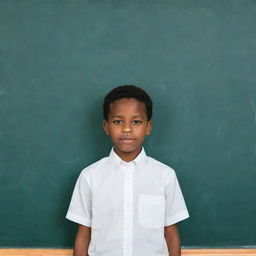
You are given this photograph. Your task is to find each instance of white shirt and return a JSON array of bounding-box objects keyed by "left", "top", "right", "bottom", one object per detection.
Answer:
[{"left": 66, "top": 147, "right": 189, "bottom": 256}]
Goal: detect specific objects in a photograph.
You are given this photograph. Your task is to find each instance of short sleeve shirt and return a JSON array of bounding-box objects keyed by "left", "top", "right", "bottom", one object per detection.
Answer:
[{"left": 66, "top": 147, "right": 189, "bottom": 256}]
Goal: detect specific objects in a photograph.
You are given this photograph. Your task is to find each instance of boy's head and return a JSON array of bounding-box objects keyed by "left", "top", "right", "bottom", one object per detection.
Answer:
[
  {"left": 103, "top": 85, "right": 153, "bottom": 161},
  {"left": 103, "top": 85, "right": 152, "bottom": 121}
]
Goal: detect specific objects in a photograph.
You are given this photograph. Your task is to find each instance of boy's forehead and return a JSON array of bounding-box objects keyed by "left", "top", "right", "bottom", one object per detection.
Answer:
[{"left": 109, "top": 98, "right": 147, "bottom": 115}]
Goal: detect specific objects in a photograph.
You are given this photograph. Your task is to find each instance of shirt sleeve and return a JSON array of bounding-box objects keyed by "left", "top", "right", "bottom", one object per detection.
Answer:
[
  {"left": 66, "top": 170, "right": 92, "bottom": 227},
  {"left": 164, "top": 169, "right": 189, "bottom": 226}
]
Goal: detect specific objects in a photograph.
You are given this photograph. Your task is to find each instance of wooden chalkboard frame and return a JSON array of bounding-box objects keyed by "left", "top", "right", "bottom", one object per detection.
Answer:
[{"left": 0, "top": 248, "right": 256, "bottom": 256}]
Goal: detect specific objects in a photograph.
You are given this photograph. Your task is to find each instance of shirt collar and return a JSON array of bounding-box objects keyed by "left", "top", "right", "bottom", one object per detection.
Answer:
[{"left": 109, "top": 147, "right": 147, "bottom": 172}]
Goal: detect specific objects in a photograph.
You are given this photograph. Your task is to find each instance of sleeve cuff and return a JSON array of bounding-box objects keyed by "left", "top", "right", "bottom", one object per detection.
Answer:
[
  {"left": 66, "top": 211, "right": 92, "bottom": 227},
  {"left": 165, "top": 210, "right": 190, "bottom": 226}
]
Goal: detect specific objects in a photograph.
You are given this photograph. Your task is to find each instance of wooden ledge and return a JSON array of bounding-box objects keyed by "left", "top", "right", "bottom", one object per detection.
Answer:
[
  {"left": 0, "top": 248, "right": 256, "bottom": 255},
  {"left": 183, "top": 249, "right": 256, "bottom": 255},
  {"left": 0, "top": 250, "right": 72, "bottom": 256}
]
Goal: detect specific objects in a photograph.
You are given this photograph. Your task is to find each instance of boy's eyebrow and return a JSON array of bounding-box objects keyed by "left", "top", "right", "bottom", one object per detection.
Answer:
[
  {"left": 110, "top": 115, "right": 123, "bottom": 118},
  {"left": 111, "top": 115, "right": 144, "bottom": 118},
  {"left": 132, "top": 115, "right": 143, "bottom": 118}
]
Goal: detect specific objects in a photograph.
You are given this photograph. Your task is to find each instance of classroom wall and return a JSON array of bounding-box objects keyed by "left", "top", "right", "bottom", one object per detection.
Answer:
[{"left": 0, "top": 0, "right": 256, "bottom": 248}]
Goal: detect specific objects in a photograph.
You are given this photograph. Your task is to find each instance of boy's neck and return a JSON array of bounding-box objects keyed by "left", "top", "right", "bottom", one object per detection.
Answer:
[{"left": 114, "top": 147, "right": 142, "bottom": 162}]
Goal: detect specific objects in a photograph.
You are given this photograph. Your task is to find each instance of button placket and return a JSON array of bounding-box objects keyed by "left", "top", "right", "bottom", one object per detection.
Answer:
[{"left": 123, "top": 166, "right": 134, "bottom": 256}]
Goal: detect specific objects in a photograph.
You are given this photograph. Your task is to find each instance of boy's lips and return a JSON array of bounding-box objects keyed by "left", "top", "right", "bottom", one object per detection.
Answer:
[{"left": 119, "top": 138, "right": 136, "bottom": 143}]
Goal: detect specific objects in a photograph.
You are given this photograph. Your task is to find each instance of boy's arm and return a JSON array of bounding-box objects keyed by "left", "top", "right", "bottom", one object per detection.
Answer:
[
  {"left": 73, "top": 224, "right": 91, "bottom": 256},
  {"left": 164, "top": 224, "right": 181, "bottom": 256}
]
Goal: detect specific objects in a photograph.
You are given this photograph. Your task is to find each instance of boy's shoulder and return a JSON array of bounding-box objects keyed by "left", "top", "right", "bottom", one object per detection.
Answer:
[
  {"left": 80, "top": 156, "right": 109, "bottom": 175},
  {"left": 79, "top": 153, "right": 177, "bottom": 182},
  {"left": 146, "top": 155, "right": 176, "bottom": 177},
  {"left": 147, "top": 155, "right": 172, "bottom": 168}
]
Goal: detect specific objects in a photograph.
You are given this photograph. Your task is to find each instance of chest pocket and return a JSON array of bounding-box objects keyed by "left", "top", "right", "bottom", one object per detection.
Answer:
[{"left": 138, "top": 194, "right": 165, "bottom": 229}]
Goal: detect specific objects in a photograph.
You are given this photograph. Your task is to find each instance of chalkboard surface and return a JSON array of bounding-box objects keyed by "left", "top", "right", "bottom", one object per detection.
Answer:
[{"left": 1, "top": 0, "right": 256, "bottom": 248}]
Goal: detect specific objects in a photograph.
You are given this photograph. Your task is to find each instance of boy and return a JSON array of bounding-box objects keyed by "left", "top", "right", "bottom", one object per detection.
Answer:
[{"left": 66, "top": 85, "right": 189, "bottom": 256}]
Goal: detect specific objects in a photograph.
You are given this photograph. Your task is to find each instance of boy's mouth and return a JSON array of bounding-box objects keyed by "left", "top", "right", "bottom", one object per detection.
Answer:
[{"left": 119, "top": 138, "right": 136, "bottom": 143}]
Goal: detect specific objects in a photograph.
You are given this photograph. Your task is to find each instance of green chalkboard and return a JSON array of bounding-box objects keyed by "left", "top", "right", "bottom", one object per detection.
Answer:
[{"left": 1, "top": 0, "right": 256, "bottom": 248}]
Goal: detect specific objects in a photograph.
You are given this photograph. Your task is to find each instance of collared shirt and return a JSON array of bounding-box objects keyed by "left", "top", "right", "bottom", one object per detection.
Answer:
[{"left": 66, "top": 147, "right": 189, "bottom": 256}]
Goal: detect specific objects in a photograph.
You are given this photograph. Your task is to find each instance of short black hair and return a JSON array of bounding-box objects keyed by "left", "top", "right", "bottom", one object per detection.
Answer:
[{"left": 103, "top": 85, "right": 153, "bottom": 121}]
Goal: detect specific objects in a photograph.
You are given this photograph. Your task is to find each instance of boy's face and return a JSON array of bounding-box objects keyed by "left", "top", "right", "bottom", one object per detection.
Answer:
[{"left": 103, "top": 98, "right": 152, "bottom": 162}]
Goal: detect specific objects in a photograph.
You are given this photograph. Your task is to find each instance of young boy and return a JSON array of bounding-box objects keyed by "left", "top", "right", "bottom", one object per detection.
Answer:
[{"left": 66, "top": 85, "right": 189, "bottom": 256}]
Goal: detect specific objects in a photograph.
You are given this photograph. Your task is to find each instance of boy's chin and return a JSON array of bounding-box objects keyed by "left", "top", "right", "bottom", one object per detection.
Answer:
[{"left": 114, "top": 145, "right": 141, "bottom": 154}]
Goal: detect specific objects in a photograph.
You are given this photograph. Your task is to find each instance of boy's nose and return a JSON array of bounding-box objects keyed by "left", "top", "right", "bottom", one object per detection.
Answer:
[{"left": 122, "top": 124, "right": 132, "bottom": 133}]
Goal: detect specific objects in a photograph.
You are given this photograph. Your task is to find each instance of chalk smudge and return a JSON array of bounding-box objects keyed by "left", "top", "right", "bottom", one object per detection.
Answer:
[{"left": 250, "top": 99, "right": 256, "bottom": 123}]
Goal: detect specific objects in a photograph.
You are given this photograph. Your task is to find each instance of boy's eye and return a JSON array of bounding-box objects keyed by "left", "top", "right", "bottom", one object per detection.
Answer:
[
  {"left": 133, "top": 120, "right": 142, "bottom": 125},
  {"left": 113, "top": 120, "right": 122, "bottom": 124}
]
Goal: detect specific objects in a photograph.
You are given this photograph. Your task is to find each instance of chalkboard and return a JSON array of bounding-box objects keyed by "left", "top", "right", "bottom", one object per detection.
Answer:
[{"left": 0, "top": 0, "right": 255, "bottom": 248}]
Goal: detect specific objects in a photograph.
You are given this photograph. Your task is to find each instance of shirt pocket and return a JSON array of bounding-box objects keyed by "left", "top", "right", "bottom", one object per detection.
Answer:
[{"left": 138, "top": 194, "right": 165, "bottom": 229}]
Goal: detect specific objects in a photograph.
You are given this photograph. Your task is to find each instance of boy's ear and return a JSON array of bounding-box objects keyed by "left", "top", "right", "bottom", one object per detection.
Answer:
[
  {"left": 103, "top": 120, "right": 110, "bottom": 135},
  {"left": 146, "top": 120, "right": 152, "bottom": 135}
]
